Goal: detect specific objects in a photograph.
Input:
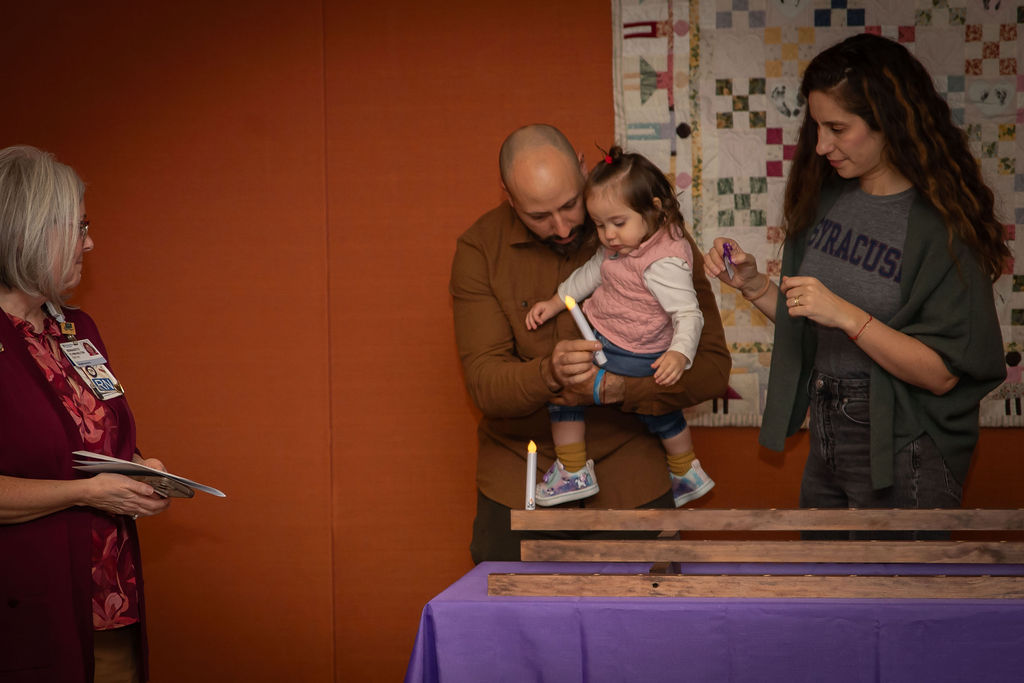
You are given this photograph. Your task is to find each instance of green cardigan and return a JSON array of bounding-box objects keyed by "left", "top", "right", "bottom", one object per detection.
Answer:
[{"left": 759, "top": 180, "right": 1006, "bottom": 489}]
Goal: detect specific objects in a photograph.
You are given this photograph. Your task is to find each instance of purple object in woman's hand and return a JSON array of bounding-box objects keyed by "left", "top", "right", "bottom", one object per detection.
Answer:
[{"left": 721, "top": 243, "right": 735, "bottom": 279}]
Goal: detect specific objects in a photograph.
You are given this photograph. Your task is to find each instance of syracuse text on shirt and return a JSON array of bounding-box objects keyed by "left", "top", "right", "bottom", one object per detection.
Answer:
[{"left": 807, "top": 218, "right": 902, "bottom": 283}]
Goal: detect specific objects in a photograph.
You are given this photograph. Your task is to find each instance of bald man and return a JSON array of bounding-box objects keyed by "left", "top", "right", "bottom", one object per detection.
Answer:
[{"left": 451, "top": 124, "right": 731, "bottom": 562}]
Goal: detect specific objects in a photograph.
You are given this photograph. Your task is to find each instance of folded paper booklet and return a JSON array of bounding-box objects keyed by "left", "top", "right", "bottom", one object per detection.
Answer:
[{"left": 72, "top": 451, "right": 226, "bottom": 498}]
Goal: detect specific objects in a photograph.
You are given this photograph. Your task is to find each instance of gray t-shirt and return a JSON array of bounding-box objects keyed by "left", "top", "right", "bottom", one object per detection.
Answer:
[{"left": 798, "top": 183, "right": 914, "bottom": 378}]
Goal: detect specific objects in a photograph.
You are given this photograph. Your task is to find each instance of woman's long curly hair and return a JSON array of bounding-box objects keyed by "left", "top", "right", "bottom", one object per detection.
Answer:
[
  {"left": 585, "top": 146, "right": 688, "bottom": 242},
  {"left": 784, "top": 33, "right": 1009, "bottom": 281}
]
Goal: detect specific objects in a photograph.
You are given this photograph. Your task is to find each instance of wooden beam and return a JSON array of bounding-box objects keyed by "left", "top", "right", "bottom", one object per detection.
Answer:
[
  {"left": 520, "top": 539, "right": 1024, "bottom": 564},
  {"left": 510, "top": 508, "right": 1024, "bottom": 531},
  {"left": 487, "top": 573, "right": 1024, "bottom": 599}
]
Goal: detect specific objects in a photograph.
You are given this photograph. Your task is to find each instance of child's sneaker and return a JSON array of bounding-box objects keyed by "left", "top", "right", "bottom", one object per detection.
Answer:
[
  {"left": 536, "top": 458, "right": 599, "bottom": 506},
  {"left": 670, "top": 459, "right": 714, "bottom": 507}
]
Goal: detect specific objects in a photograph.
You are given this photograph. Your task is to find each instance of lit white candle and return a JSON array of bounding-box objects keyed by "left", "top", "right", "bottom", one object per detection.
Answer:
[
  {"left": 525, "top": 440, "right": 537, "bottom": 510},
  {"left": 564, "top": 296, "right": 608, "bottom": 366}
]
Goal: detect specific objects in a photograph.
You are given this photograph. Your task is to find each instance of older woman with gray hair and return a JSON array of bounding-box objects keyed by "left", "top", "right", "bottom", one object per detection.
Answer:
[{"left": 0, "top": 146, "right": 170, "bottom": 683}]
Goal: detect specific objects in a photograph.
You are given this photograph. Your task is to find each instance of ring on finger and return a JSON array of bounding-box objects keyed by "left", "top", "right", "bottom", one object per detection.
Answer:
[{"left": 794, "top": 296, "right": 801, "bottom": 306}]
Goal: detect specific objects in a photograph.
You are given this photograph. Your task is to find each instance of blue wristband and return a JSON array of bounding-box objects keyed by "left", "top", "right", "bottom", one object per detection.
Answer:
[{"left": 593, "top": 368, "right": 606, "bottom": 405}]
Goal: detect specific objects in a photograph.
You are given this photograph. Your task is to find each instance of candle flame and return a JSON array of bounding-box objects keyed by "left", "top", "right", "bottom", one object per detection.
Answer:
[
  {"left": 564, "top": 296, "right": 577, "bottom": 310},
  {"left": 528, "top": 440, "right": 537, "bottom": 453}
]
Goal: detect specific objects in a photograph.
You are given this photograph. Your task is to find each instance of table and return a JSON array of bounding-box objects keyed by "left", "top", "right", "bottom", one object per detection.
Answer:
[{"left": 404, "top": 561, "right": 1024, "bottom": 683}]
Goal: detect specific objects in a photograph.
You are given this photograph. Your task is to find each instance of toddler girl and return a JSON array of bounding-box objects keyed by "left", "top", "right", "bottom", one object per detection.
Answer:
[{"left": 526, "top": 146, "right": 714, "bottom": 507}]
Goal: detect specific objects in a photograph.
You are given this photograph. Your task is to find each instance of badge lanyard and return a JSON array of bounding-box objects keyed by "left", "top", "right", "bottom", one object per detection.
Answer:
[{"left": 45, "top": 301, "right": 125, "bottom": 401}]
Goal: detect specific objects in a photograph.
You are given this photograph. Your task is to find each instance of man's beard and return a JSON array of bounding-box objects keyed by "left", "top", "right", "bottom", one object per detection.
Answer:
[{"left": 544, "top": 223, "right": 591, "bottom": 256}]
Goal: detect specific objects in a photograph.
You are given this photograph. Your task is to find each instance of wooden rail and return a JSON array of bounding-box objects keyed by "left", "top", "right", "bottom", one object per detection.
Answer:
[
  {"left": 521, "top": 539, "right": 1024, "bottom": 564},
  {"left": 488, "top": 573, "right": 1024, "bottom": 599},
  {"left": 510, "top": 508, "right": 1024, "bottom": 531},
  {"left": 488, "top": 509, "right": 1024, "bottom": 599}
]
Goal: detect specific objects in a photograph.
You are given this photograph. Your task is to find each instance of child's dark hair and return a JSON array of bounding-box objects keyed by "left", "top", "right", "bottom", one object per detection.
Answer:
[{"left": 585, "top": 146, "right": 687, "bottom": 241}]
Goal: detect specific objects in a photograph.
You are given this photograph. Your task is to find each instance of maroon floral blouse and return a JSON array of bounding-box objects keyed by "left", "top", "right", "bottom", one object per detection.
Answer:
[{"left": 9, "top": 312, "right": 139, "bottom": 630}]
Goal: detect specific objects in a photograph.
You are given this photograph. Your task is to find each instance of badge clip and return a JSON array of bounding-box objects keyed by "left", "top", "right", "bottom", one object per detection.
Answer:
[{"left": 60, "top": 321, "right": 76, "bottom": 336}]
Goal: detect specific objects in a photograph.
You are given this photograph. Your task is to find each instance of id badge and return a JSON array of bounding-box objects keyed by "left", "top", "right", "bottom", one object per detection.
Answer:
[
  {"left": 59, "top": 340, "right": 124, "bottom": 400},
  {"left": 59, "top": 340, "right": 107, "bottom": 367},
  {"left": 71, "top": 363, "right": 125, "bottom": 400}
]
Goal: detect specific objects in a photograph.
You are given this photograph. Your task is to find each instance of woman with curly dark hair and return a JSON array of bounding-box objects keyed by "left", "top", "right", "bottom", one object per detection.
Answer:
[{"left": 705, "top": 33, "right": 1008, "bottom": 531}]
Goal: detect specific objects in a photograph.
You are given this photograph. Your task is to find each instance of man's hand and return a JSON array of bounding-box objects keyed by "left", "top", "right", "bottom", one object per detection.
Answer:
[
  {"left": 549, "top": 339, "right": 602, "bottom": 388},
  {"left": 546, "top": 339, "right": 631, "bottom": 407}
]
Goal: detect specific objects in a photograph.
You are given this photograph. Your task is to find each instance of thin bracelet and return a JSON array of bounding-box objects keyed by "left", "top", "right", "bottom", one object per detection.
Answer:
[
  {"left": 593, "top": 368, "right": 606, "bottom": 405},
  {"left": 849, "top": 314, "right": 873, "bottom": 341},
  {"left": 742, "top": 275, "right": 773, "bottom": 301}
]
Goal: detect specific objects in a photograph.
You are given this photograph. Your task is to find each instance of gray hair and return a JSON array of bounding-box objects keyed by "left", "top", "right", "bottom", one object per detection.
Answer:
[{"left": 0, "top": 145, "right": 85, "bottom": 302}]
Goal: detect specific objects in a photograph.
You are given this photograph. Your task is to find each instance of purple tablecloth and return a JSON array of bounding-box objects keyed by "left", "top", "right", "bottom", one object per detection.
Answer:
[{"left": 405, "top": 561, "right": 1024, "bottom": 683}]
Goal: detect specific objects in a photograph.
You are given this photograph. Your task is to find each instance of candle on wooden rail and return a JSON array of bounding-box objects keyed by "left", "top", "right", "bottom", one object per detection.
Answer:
[{"left": 525, "top": 440, "right": 537, "bottom": 510}]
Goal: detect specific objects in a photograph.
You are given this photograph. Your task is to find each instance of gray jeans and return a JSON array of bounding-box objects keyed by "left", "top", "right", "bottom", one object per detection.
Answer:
[{"left": 799, "top": 370, "right": 962, "bottom": 540}]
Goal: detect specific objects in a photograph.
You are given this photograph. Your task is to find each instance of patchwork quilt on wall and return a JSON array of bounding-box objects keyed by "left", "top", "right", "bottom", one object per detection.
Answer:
[{"left": 612, "top": 0, "right": 1023, "bottom": 427}]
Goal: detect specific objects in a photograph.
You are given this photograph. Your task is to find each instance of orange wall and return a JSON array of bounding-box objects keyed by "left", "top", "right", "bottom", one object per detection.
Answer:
[
  {"left": 325, "top": 3, "right": 619, "bottom": 677},
  {"left": 1, "top": 2, "right": 1021, "bottom": 682}
]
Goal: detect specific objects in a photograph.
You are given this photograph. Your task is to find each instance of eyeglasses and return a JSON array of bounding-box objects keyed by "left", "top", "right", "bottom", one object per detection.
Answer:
[{"left": 78, "top": 218, "right": 89, "bottom": 241}]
